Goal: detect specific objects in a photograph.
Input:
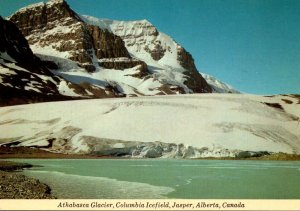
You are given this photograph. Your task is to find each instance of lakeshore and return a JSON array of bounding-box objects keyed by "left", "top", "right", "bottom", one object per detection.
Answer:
[
  {"left": 0, "top": 160, "right": 54, "bottom": 199},
  {"left": 9, "top": 158, "right": 300, "bottom": 199},
  {"left": 1, "top": 154, "right": 300, "bottom": 199},
  {"left": 1, "top": 146, "right": 300, "bottom": 199}
]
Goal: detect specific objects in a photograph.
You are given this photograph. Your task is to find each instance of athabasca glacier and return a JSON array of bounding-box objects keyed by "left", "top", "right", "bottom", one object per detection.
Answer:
[{"left": 0, "top": 94, "right": 299, "bottom": 158}]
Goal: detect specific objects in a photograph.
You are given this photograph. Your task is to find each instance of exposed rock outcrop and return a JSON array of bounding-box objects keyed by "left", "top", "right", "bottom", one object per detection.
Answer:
[
  {"left": 144, "top": 44, "right": 166, "bottom": 61},
  {"left": 98, "top": 58, "right": 148, "bottom": 75},
  {"left": 87, "top": 25, "right": 130, "bottom": 59},
  {"left": 177, "top": 46, "right": 212, "bottom": 93},
  {"left": 9, "top": 0, "right": 81, "bottom": 36}
]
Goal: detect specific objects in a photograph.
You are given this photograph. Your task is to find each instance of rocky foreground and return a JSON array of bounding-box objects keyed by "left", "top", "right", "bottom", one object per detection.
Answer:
[{"left": 0, "top": 161, "right": 54, "bottom": 199}]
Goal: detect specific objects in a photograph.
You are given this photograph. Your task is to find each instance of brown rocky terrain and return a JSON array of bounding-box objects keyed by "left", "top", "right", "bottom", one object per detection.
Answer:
[
  {"left": 0, "top": 171, "right": 54, "bottom": 199},
  {"left": 0, "top": 161, "right": 54, "bottom": 199},
  {"left": 0, "top": 146, "right": 112, "bottom": 159}
]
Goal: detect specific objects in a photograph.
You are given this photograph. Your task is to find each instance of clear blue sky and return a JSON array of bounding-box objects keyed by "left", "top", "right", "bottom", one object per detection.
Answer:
[{"left": 1, "top": 0, "right": 300, "bottom": 94}]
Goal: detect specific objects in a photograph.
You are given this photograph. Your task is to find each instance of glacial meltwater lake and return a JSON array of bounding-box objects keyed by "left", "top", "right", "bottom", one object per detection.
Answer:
[{"left": 12, "top": 159, "right": 300, "bottom": 199}]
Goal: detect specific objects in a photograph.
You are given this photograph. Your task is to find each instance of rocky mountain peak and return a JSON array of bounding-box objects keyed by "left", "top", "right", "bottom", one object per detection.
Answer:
[
  {"left": 84, "top": 16, "right": 212, "bottom": 93},
  {"left": 10, "top": 0, "right": 82, "bottom": 37},
  {"left": 9, "top": 0, "right": 141, "bottom": 72}
]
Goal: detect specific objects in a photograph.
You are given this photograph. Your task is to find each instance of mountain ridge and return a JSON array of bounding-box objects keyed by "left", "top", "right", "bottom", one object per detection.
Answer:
[{"left": 7, "top": 0, "right": 239, "bottom": 98}]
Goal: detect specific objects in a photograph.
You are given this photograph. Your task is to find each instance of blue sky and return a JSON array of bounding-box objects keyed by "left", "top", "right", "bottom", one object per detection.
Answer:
[{"left": 1, "top": 0, "right": 300, "bottom": 94}]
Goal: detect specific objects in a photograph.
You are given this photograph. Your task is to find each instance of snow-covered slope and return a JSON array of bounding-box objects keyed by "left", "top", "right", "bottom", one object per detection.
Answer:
[
  {"left": 200, "top": 72, "right": 240, "bottom": 93},
  {"left": 1, "top": 94, "right": 299, "bottom": 158}
]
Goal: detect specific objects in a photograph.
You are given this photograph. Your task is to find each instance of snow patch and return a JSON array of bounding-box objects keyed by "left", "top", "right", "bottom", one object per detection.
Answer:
[{"left": 58, "top": 81, "right": 81, "bottom": 97}]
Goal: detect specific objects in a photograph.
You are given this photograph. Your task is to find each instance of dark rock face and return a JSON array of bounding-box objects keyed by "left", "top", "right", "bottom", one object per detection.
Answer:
[
  {"left": 9, "top": 0, "right": 81, "bottom": 37},
  {"left": 9, "top": 0, "right": 145, "bottom": 72},
  {"left": 0, "top": 16, "right": 42, "bottom": 71},
  {"left": 144, "top": 44, "right": 166, "bottom": 61},
  {"left": 0, "top": 16, "right": 79, "bottom": 106},
  {"left": 155, "top": 84, "right": 186, "bottom": 95},
  {"left": 177, "top": 46, "right": 212, "bottom": 93},
  {"left": 9, "top": 1, "right": 94, "bottom": 67},
  {"left": 87, "top": 25, "right": 130, "bottom": 59},
  {"left": 99, "top": 58, "right": 148, "bottom": 74}
]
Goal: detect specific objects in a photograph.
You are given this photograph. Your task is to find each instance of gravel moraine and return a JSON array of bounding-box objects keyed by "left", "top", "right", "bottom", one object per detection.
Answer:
[{"left": 0, "top": 161, "right": 55, "bottom": 199}]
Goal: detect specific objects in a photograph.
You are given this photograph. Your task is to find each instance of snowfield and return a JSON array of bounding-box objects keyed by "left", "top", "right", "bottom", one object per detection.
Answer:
[{"left": 0, "top": 94, "right": 299, "bottom": 158}]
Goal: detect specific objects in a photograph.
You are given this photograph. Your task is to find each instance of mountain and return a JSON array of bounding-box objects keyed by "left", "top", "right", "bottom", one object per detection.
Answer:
[
  {"left": 7, "top": 0, "right": 237, "bottom": 98},
  {"left": 81, "top": 16, "right": 213, "bottom": 93},
  {"left": 82, "top": 16, "right": 240, "bottom": 94},
  {"left": 0, "top": 94, "right": 299, "bottom": 158},
  {"left": 0, "top": 15, "right": 126, "bottom": 106},
  {"left": 0, "top": 16, "right": 71, "bottom": 106}
]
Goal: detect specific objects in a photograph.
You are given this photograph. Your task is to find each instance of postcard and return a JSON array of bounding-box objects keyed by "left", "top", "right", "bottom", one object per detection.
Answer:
[{"left": 0, "top": 0, "right": 299, "bottom": 210}]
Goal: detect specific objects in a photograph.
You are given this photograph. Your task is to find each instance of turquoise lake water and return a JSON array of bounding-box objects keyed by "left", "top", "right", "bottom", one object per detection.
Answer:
[{"left": 12, "top": 159, "right": 300, "bottom": 199}]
